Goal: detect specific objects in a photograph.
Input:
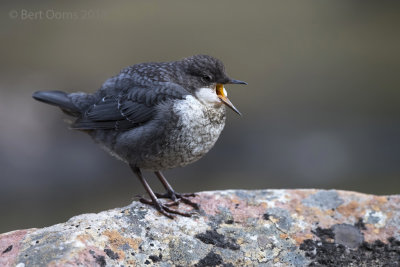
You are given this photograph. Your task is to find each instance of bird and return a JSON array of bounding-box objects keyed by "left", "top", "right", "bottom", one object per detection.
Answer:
[{"left": 32, "top": 54, "right": 247, "bottom": 218}]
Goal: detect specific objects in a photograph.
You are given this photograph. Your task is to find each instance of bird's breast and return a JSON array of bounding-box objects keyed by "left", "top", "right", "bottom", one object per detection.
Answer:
[
  {"left": 172, "top": 95, "right": 226, "bottom": 144},
  {"left": 151, "top": 95, "right": 226, "bottom": 169}
]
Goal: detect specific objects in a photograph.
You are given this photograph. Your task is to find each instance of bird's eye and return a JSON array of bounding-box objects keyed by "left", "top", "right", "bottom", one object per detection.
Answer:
[{"left": 201, "top": 75, "right": 212, "bottom": 83}]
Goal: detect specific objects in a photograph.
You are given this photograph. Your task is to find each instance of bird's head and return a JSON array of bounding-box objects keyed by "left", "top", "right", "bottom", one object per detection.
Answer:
[{"left": 180, "top": 54, "right": 247, "bottom": 116}]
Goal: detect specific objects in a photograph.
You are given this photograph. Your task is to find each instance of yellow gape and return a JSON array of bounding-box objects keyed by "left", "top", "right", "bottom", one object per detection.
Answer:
[
  {"left": 216, "top": 83, "right": 226, "bottom": 98},
  {"left": 216, "top": 84, "right": 241, "bottom": 116}
]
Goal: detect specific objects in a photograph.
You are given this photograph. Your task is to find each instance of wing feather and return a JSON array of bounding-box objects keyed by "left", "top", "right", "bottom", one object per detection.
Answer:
[{"left": 72, "top": 82, "right": 188, "bottom": 131}]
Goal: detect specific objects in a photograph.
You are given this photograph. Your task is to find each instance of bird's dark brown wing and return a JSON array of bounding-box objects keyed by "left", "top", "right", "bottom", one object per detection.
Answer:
[{"left": 71, "top": 82, "right": 189, "bottom": 131}]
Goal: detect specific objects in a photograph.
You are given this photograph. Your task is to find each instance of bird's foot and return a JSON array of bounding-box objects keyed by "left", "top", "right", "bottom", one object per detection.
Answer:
[
  {"left": 155, "top": 191, "right": 200, "bottom": 210},
  {"left": 139, "top": 198, "right": 196, "bottom": 218}
]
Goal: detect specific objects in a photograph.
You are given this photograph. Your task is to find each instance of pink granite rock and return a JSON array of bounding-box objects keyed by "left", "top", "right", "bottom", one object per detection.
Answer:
[{"left": 0, "top": 189, "right": 399, "bottom": 266}]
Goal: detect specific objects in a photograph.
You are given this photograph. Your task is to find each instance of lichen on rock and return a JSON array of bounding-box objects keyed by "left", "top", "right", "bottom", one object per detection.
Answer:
[{"left": 0, "top": 189, "right": 399, "bottom": 266}]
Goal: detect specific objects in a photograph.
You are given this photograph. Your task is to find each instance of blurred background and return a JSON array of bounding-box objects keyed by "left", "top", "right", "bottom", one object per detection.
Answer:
[{"left": 1, "top": 1, "right": 399, "bottom": 233}]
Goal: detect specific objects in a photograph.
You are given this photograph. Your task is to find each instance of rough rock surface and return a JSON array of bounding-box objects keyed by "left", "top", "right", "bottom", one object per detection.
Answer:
[{"left": 1, "top": 189, "right": 399, "bottom": 266}]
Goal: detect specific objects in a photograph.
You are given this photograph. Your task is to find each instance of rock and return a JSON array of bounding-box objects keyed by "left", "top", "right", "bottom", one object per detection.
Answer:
[{"left": 1, "top": 189, "right": 399, "bottom": 266}]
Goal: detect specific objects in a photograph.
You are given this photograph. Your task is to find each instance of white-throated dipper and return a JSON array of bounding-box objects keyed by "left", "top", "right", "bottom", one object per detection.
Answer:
[{"left": 33, "top": 55, "right": 247, "bottom": 218}]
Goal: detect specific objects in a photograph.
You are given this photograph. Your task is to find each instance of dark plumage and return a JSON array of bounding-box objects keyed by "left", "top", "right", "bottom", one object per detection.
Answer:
[{"left": 33, "top": 55, "right": 247, "bottom": 218}]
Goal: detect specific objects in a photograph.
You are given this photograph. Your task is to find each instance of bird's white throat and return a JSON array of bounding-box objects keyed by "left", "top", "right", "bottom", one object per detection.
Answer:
[{"left": 194, "top": 87, "right": 225, "bottom": 107}]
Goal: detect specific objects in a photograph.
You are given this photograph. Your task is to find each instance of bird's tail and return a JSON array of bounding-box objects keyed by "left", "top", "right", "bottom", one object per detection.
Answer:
[{"left": 32, "top": 90, "right": 82, "bottom": 117}]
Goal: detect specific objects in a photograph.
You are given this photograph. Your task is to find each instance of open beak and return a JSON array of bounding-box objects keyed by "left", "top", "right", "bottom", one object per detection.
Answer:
[{"left": 216, "top": 83, "right": 242, "bottom": 116}]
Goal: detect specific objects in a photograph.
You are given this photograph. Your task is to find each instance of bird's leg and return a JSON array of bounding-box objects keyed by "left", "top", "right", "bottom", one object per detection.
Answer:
[
  {"left": 130, "top": 165, "right": 194, "bottom": 218},
  {"left": 154, "top": 171, "right": 199, "bottom": 210}
]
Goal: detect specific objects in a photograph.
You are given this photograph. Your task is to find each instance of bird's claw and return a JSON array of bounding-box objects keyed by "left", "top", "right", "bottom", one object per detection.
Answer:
[
  {"left": 139, "top": 198, "right": 197, "bottom": 218},
  {"left": 155, "top": 192, "right": 199, "bottom": 209}
]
